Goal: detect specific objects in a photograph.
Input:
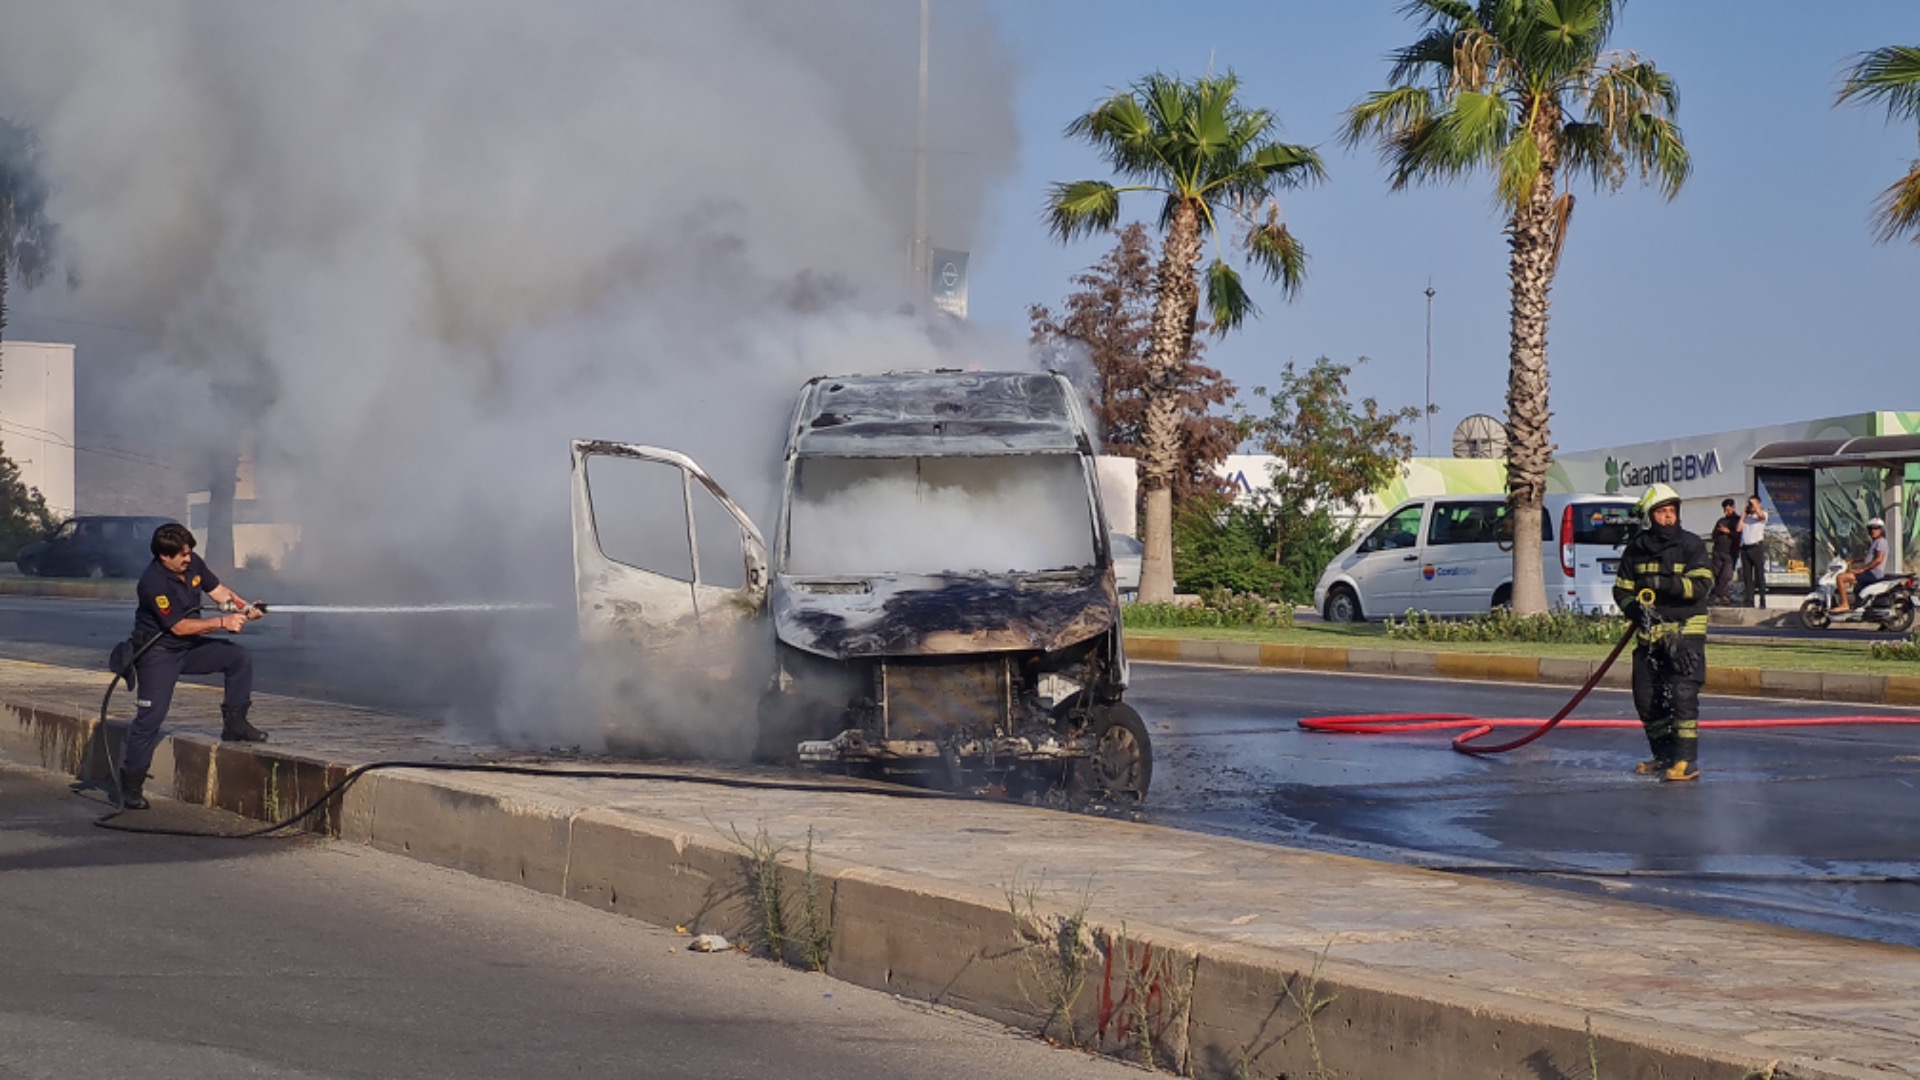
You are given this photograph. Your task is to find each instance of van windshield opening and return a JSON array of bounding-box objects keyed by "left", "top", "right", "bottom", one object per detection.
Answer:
[{"left": 787, "top": 454, "right": 1098, "bottom": 576}]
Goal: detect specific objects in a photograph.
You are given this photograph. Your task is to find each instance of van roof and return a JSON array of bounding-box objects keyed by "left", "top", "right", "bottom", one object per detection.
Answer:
[
  {"left": 787, "top": 371, "right": 1089, "bottom": 457},
  {"left": 1391, "top": 493, "right": 1634, "bottom": 507}
]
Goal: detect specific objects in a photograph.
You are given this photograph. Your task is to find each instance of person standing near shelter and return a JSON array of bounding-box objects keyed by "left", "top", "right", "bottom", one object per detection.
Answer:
[
  {"left": 117, "top": 523, "right": 267, "bottom": 810},
  {"left": 1613, "top": 484, "right": 1716, "bottom": 782},
  {"left": 1739, "top": 495, "right": 1769, "bottom": 608},
  {"left": 1709, "top": 498, "right": 1741, "bottom": 604}
]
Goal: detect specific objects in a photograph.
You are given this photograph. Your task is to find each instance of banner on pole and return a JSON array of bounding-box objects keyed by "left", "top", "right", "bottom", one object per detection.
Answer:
[{"left": 930, "top": 248, "right": 968, "bottom": 320}]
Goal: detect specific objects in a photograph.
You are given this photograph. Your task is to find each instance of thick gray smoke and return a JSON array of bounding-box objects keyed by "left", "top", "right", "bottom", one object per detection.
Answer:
[{"left": 0, "top": 0, "right": 1023, "bottom": 749}]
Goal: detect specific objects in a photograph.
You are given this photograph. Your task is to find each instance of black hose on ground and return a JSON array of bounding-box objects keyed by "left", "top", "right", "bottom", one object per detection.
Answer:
[{"left": 91, "top": 758, "right": 963, "bottom": 839}]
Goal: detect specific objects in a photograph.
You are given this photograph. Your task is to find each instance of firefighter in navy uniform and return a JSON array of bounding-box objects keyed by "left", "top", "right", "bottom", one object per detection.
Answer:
[
  {"left": 117, "top": 523, "right": 267, "bottom": 810},
  {"left": 1612, "top": 484, "right": 1716, "bottom": 782}
]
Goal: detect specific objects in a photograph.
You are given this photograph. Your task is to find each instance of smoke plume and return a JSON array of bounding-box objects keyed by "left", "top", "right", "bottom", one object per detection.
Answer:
[{"left": 0, "top": 0, "right": 1024, "bottom": 749}]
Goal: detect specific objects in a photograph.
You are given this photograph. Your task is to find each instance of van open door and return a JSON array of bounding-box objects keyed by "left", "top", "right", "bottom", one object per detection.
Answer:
[{"left": 569, "top": 440, "right": 769, "bottom": 754}]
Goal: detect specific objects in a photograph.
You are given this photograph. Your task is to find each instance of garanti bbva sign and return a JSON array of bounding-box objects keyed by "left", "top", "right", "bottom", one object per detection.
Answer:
[{"left": 1603, "top": 447, "right": 1724, "bottom": 494}]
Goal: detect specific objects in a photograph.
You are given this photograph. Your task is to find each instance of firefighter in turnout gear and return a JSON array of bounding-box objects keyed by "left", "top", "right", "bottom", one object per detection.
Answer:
[{"left": 1612, "top": 483, "right": 1715, "bottom": 781}]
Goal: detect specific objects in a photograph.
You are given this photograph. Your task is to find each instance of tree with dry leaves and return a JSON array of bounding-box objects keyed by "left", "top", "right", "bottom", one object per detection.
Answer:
[{"left": 1029, "top": 223, "right": 1239, "bottom": 511}]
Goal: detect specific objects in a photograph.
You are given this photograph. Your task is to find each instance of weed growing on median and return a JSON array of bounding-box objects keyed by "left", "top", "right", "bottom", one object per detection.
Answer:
[
  {"left": 721, "top": 821, "right": 832, "bottom": 972},
  {"left": 1280, "top": 942, "right": 1339, "bottom": 1080},
  {"left": 1387, "top": 608, "right": 1628, "bottom": 644},
  {"left": 727, "top": 822, "right": 790, "bottom": 961},
  {"left": 263, "top": 762, "right": 283, "bottom": 823},
  {"left": 1005, "top": 870, "right": 1097, "bottom": 1048},
  {"left": 1108, "top": 925, "right": 1196, "bottom": 1073},
  {"left": 797, "top": 827, "right": 831, "bottom": 972}
]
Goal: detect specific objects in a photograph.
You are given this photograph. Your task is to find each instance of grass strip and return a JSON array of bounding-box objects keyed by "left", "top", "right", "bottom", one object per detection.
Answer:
[{"left": 1130, "top": 622, "right": 1918, "bottom": 676}]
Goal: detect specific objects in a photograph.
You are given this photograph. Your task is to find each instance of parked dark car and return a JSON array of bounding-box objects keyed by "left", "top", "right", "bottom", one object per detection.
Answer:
[{"left": 14, "top": 516, "right": 180, "bottom": 578}]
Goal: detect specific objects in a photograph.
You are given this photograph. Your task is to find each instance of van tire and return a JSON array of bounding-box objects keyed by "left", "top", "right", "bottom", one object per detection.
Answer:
[
  {"left": 1490, "top": 585, "right": 1512, "bottom": 612},
  {"left": 1324, "top": 585, "right": 1362, "bottom": 624},
  {"left": 1069, "top": 703, "right": 1152, "bottom": 803}
]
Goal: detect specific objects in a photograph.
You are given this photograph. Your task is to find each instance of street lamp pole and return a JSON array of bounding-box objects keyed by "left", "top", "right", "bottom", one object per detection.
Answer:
[
  {"left": 914, "top": 0, "right": 930, "bottom": 315},
  {"left": 1424, "top": 280, "right": 1436, "bottom": 457}
]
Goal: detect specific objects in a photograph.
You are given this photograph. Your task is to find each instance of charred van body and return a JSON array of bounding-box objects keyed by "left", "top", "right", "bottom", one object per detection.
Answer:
[{"left": 569, "top": 370, "right": 1151, "bottom": 801}]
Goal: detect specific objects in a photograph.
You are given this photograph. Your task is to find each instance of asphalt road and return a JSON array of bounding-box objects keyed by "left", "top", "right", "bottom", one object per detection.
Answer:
[
  {"left": 0, "top": 764, "right": 1138, "bottom": 1080},
  {"left": 4, "top": 596, "right": 1918, "bottom": 946},
  {"left": 1133, "top": 663, "right": 1920, "bottom": 946}
]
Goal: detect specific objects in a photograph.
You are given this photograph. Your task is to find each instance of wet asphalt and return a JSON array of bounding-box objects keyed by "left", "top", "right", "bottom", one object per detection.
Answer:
[
  {"left": 1133, "top": 663, "right": 1920, "bottom": 946},
  {"left": 3, "top": 596, "right": 1917, "bottom": 946}
]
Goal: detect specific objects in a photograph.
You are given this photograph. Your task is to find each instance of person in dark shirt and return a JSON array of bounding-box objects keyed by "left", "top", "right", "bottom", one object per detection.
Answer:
[
  {"left": 1708, "top": 498, "right": 1741, "bottom": 603},
  {"left": 118, "top": 523, "right": 266, "bottom": 810}
]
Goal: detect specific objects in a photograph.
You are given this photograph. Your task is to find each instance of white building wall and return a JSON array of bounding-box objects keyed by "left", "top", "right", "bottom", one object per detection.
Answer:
[{"left": 0, "top": 341, "right": 76, "bottom": 517}]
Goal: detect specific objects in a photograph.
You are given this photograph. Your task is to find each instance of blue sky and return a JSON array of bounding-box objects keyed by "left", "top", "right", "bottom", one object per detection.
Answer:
[{"left": 967, "top": 0, "right": 1918, "bottom": 456}]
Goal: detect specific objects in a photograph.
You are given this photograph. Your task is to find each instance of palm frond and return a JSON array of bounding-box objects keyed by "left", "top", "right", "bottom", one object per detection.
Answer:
[
  {"left": 1244, "top": 141, "right": 1327, "bottom": 187},
  {"left": 1402, "top": 90, "right": 1512, "bottom": 190},
  {"left": 1045, "top": 180, "right": 1124, "bottom": 242},
  {"left": 1342, "top": 86, "right": 1437, "bottom": 149},
  {"left": 1401, "top": 0, "right": 1475, "bottom": 30},
  {"left": 1566, "top": 54, "right": 1689, "bottom": 197},
  {"left": 1388, "top": 27, "right": 1464, "bottom": 87},
  {"left": 1243, "top": 211, "right": 1309, "bottom": 296},
  {"left": 1496, "top": 125, "right": 1543, "bottom": 206},
  {"left": 1067, "top": 92, "right": 1163, "bottom": 180},
  {"left": 1838, "top": 45, "right": 1920, "bottom": 123},
  {"left": 1870, "top": 159, "right": 1920, "bottom": 244},
  {"left": 1203, "top": 258, "right": 1258, "bottom": 334}
]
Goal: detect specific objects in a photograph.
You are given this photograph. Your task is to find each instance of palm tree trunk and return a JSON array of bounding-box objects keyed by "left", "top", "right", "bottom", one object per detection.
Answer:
[
  {"left": 1137, "top": 200, "right": 1203, "bottom": 604},
  {"left": 1505, "top": 167, "right": 1561, "bottom": 616}
]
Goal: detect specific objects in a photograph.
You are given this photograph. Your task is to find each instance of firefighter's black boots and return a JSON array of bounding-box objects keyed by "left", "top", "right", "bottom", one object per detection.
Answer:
[
  {"left": 118, "top": 768, "right": 149, "bottom": 810},
  {"left": 221, "top": 703, "right": 267, "bottom": 743}
]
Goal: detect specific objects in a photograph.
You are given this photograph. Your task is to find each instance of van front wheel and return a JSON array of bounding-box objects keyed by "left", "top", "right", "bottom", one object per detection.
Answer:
[
  {"left": 1491, "top": 585, "right": 1512, "bottom": 612},
  {"left": 1324, "top": 585, "right": 1362, "bottom": 624}
]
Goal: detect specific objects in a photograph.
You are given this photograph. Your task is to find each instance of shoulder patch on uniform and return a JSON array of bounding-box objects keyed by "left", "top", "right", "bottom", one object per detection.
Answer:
[
  {"left": 191, "top": 575, "right": 201, "bottom": 587},
  {"left": 155, "top": 595, "right": 171, "bottom": 614}
]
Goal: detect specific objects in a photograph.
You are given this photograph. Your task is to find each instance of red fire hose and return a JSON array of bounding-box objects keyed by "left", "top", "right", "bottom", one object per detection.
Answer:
[{"left": 1298, "top": 622, "right": 1920, "bottom": 754}]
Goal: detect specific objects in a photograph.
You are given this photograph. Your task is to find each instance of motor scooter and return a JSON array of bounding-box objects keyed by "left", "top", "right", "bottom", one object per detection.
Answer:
[{"left": 1799, "top": 557, "right": 1916, "bottom": 632}]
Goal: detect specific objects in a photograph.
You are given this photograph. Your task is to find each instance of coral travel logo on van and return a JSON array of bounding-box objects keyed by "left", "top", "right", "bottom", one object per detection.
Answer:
[
  {"left": 1422, "top": 564, "right": 1474, "bottom": 580},
  {"left": 1603, "top": 448, "right": 1722, "bottom": 494}
]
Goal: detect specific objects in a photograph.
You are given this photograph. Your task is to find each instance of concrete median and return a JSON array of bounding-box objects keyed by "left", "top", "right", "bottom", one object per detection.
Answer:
[{"left": 2, "top": 656, "right": 1915, "bottom": 1079}]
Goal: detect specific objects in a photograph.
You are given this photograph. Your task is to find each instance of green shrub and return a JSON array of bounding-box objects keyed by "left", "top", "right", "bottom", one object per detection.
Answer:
[
  {"left": 1124, "top": 588, "right": 1293, "bottom": 630},
  {"left": 1386, "top": 608, "right": 1628, "bottom": 644},
  {"left": 1871, "top": 632, "right": 1920, "bottom": 661},
  {"left": 1170, "top": 493, "right": 1356, "bottom": 607}
]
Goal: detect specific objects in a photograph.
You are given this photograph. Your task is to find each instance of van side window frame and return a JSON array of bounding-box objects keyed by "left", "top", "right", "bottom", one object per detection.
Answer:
[{"left": 1360, "top": 504, "right": 1426, "bottom": 553}]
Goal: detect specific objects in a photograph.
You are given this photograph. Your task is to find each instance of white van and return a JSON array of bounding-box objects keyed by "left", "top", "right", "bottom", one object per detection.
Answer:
[{"left": 1312, "top": 493, "right": 1639, "bottom": 622}]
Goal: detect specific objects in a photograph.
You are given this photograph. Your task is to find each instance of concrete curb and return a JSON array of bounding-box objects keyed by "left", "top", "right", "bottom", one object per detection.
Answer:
[
  {"left": 0, "top": 693, "right": 1890, "bottom": 1080},
  {"left": 0, "top": 577, "right": 136, "bottom": 600},
  {"left": 1130, "top": 633, "right": 1920, "bottom": 706}
]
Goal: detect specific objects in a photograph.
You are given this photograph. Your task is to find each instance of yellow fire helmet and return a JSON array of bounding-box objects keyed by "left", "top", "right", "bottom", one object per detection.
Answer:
[{"left": 1635, "top": 482, "right": 1682, "bottom": 521}]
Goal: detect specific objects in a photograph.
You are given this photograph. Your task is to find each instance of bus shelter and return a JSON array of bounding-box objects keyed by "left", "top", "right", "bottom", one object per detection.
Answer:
[{"left": 1746, "top": 434, "right": 1920, "bottom": 585}]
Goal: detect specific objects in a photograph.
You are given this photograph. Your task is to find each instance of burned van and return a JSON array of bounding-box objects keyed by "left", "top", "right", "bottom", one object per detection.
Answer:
[{"left": 570, "top": 370, "right": 1150, "bottom": 801}]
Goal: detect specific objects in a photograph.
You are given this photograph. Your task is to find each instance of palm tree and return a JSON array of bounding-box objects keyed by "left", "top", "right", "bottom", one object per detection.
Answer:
[
  {"left": 1345, "top": 0, "right": 1689, "bottom": 615},
  {"left": 1047, "top": 72, "right": 1324, "bottom": 603},
  {"left": 0, "top": 118, "right": 57, "bottom": 348},
  {"left": 1838, "top": 46, "right": 1920, "bottom": 244}
]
